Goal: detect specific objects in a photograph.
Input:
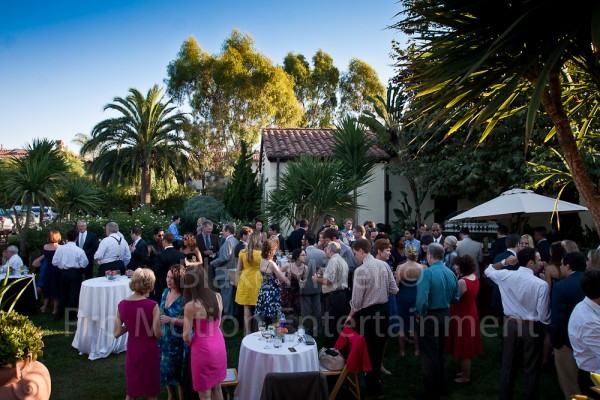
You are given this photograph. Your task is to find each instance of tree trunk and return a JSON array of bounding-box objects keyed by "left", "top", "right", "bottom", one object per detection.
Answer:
[
  {"left": 141, "top": 165, "right": 152, "bottom": 205},
  {"left": 408, "top": 176, "right": 422, "bottom": 228},
  {"left": 19, "top": 202, "right": 32, "bottom": 259},
  {"left": 540, "top": 73, "right": 600, "bottom": 232}
]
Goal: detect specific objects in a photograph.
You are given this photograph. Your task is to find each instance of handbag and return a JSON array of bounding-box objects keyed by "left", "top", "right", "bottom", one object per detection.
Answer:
[{"left": 318, "top": 347, "right": 345, "bottom": 371}]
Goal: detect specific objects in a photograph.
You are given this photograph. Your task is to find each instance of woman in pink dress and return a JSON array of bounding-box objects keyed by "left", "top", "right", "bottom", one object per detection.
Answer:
[
  {"left": 114, "top": 268, "right": 162, "bottom": 400},
  {"left": 446, "top": 255, "right": 483, "bottom": 384},
  {"left": 183, "top": 266, "right": 227, "bottom": 400}
]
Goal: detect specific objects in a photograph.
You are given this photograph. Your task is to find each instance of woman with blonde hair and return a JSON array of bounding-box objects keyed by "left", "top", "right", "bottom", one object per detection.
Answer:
[
  {"left": 561, "top": 239, "right": 580, "bottom": 253},
  {"left": 519, "top": 234, "right": 535, "bottom": 249},
  {"left": 395, "top": 244, "right": 425, "bottom": 356},
  {"left": 114, "top": 268, "right": 161, "bottom": 400},
  {"left": 587, "top": 248, "right": 600, "bottom": 270},
  {"left": 235, "top": 231, "right": 264, "bottom": 335},
  {"left": 183, "top": 267, "right": 227, "bottom": 400}
]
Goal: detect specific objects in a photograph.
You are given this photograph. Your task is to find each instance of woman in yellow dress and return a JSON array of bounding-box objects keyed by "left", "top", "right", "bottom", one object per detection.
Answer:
[{"left": 235, "top": 232, "right": 263, "bottom": 335}]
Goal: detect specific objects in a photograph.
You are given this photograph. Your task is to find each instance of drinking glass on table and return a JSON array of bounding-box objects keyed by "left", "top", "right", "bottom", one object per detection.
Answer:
[{"left": 258, "top": 321, "right": 266, "bottom": 341}]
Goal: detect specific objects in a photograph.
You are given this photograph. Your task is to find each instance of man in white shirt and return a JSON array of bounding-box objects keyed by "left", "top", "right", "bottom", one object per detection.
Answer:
[
  {"left": 568, "top": 269, "right": 600, "bottom": 400},
  {"left": 485, "top": 247, "right": 550, "bottom": 400},
  {"left": 94, "top": 221, "right": 131, "bottom": 276},
  {"left": 53, "top": 229, "right": 88, "bottom": 320},
  {"left": 1, "top": 245, "right": 23, "bottom": 272}
]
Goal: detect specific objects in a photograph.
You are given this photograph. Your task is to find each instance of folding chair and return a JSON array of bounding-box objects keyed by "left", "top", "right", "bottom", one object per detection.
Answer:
[
  {"left": 320, "top": 364, "right": 361, "bottom": 400},
  {"left": 221, "top": 368, "right": 238, "bottom": 400},
  {"left": 321, "top": 326, "right": 372, "bottom": 400}
]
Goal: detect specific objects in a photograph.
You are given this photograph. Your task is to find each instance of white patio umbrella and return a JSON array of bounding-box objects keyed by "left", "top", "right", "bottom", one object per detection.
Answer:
[{"left": 449, "top": 188, "right": 588, "bottom": 221}]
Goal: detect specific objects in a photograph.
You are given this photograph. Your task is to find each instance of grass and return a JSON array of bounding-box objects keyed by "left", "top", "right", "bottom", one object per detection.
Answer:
[{"left": 31, "top": 312, "right": 564, "bottom": 400}]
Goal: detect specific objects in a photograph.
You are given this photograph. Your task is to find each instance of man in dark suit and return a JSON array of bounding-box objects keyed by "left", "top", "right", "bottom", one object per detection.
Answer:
[
  {"left": 196, "top": 219, "right": 220, "bottom": 266},
  {"left": 430, "top": 222, "right": 445, "bottom": 245},
  {"left": 534, "top": 226, "right": 551, "bottom": 263},
  {"left": 147, "top": 227, "right": 164, "bottom": 269},
  {"left": 152, "top": 232, "right": 185, "bottom": 301},
  {"left": 550, "top": 251, "right": 586, "bottom": 399},
  {"left": 489, "top": 224, "right": 509, "bottom": 262},
  {"left": 269, "top": 223, "right": 286, "bottom": 254},
  {"left": 286, "top": 219, "right": 307, "bottom": 252},
  {"left": 77, "top": 220, "right": 98, "bottom": 280},
  {"left": 128, "top": 226, "right": 148, "bottom": 272}
]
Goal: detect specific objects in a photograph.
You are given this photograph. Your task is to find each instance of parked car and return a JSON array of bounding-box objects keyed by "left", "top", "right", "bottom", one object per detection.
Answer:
[
  {"left": 0, "top": 208, "right": 14, "bottom": 232},
  {"left": 8, "top": 207, "right": 40, "bottom": 228},
  {"left": 31, "top": 206, "right": 58, "bottom": 221}
]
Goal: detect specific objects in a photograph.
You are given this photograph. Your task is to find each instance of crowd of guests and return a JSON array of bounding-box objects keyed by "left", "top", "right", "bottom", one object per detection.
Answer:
[{"left": 4, "top": 215, "right": 600, "bottom": 400}]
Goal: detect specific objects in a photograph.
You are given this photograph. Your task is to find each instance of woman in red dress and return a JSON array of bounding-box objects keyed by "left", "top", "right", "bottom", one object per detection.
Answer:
[{"left": 446, "top": 255, "right": 483, "bottom": 383}]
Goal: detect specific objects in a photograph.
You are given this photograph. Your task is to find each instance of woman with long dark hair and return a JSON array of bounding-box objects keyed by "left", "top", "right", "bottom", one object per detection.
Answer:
[{"left": 183, "top": 267, "right": 227, "bottom": 400}]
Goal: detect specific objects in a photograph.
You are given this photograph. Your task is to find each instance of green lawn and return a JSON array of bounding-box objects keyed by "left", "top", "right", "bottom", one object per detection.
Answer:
[{"left": 32, "top": 313, "right": 563, "bottom": 400}]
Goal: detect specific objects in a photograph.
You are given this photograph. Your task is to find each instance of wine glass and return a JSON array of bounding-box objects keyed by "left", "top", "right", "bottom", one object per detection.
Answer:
[
  {"left": 263, "top": 329, "right": 274, "bottom": 349},
  {"left": 258, "top": 321, "right": 266, "bottom": 341}
]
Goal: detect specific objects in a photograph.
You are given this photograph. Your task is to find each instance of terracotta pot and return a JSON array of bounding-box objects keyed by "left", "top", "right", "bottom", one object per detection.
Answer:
[{"left": 0, "top": 355, "right": 51, "bottom": 399}]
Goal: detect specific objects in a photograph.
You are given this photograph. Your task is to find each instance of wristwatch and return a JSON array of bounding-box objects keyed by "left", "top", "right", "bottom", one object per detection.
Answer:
[{"left": 501, "top": 259, "right": 506, "bottom": 267}]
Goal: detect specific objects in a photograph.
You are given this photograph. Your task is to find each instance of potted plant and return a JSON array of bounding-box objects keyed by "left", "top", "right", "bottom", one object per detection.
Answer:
[{"left": 0, "top": 274, "right": 51, "bottom": 399}]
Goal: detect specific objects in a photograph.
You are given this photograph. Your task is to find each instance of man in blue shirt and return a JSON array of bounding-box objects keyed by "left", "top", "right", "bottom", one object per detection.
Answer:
[
  {"left": 415, "top": 243, "right": 459, "bottom": 400},
  {"left": 405, "top": 228, "right": 421, "bottom": 254},
  {"left": 167, "top": 215, "right": 183, "bottom": 244}
]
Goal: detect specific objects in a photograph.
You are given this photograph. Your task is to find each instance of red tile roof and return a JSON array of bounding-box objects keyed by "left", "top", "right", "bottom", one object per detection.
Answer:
[
  {"left": 0, "top": 148, "right": 28, "bottom": 160},
  {"left": 261, "top": 128, "right": 391, "bottom": 161}
]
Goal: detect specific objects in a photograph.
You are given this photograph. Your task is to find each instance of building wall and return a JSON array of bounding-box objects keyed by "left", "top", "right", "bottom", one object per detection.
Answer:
[{"left": 260, "top": 157, "right": 439, "bottom": 235}]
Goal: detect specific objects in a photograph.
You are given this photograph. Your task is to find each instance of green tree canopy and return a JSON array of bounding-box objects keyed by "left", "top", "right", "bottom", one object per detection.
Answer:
[
  {"left": 284, "top": 50, "right": 339, "bottom": 128},
  {"left": 393, "top": 0, "right": 600, "bottom": 230},
  {"left": 2, "top": 139, "right": 68, "bottom": 255},
  {"left": 223, "top": 140, "right": 261, "bottom": 221},
  {"left": 81, "top": 85, "right": 193, "bottom": 206},
  {"left": 166, "top": 30, "right": 303, "bottom": 163},
  {"left": 339, "top": 58, "right": 386, "bottom": 118}
]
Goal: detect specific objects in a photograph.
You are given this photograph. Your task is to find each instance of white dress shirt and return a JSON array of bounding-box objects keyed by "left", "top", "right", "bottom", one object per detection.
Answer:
[
  {"left": 485, "top": 265, "right": 550, "bottom": 324},
  {"left": 52, "top": 242, "right": 89, "bottom": 269},
  {"left": 568, "top": 297, "right": 600, "bottom": 373},
  {"left": 2, "top": 254, "right": 24, "bottom": 270},
  {"left": 94, "top": 233, "right": 131, "bottom": 266}
]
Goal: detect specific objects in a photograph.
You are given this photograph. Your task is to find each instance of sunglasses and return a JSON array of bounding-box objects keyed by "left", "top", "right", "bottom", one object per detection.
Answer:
[{"left": 157, "top": 234, "right": 164, "bottom": 238}]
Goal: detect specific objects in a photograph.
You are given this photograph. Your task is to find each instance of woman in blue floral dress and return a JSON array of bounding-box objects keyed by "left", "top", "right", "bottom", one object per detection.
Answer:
[
  {"left": 159, "top": 265, "right": 187, "bottom": 400},
  {"left": 255, "top": 239, "right": 290, "bottom": 324}
]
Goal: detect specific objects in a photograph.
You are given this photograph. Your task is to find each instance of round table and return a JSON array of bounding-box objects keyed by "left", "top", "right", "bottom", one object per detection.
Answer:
[
  {"left": 72, "top": 276, "right": 132, "bottom": 360},
  {"left": 234, "top": 333, "right": 319, "bottom": 399}
]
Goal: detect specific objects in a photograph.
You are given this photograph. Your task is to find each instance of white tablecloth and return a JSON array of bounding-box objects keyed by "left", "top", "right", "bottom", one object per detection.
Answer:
[
  {"left": 72, "top": 276, "right": 132, "bottom": 360},
  {"left": 234, "top": 333, "right": 318, "bottom": 399}
]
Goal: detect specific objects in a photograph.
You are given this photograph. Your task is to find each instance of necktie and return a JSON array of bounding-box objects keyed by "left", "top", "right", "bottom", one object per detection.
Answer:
[
  {"left": 205, "top": 235, "right": 210, "bottom": 248},
  {"left": 79, "top": 233, "right": 84, "bottom": 248}
]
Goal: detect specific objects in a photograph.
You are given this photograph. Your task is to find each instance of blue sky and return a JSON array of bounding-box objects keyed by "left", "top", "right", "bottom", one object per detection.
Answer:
[{"left": 0, "top": 0, "right": 403, "bottom": 152}]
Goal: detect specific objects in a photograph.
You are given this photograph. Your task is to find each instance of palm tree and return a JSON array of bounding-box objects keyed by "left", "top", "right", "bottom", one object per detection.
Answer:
[
  {"left": 394, "top": 0, "right": 600, "bottom": 230},
  {"left": 265, "top": 156, "right": 361, "bottom": 231},
  {"left": 81, "top": 85, "right": 193, "bottom": 205},
  {"left": 332, "top": 117, "right": 377, "bottom": 221},
  {"left": 55, "top": 178, "right": 103, "bottom": 222},
  {"left": 3, "top": 139, "right": 68, "bottom": 255}
]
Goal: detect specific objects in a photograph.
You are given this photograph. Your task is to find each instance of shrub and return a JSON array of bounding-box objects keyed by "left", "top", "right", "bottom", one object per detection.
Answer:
[
  {"left": 0, "top": 310, "right": 44, "bottom": 367},
  {"left": 179, "top": 196, "right": 230, "bottom": 234}
]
